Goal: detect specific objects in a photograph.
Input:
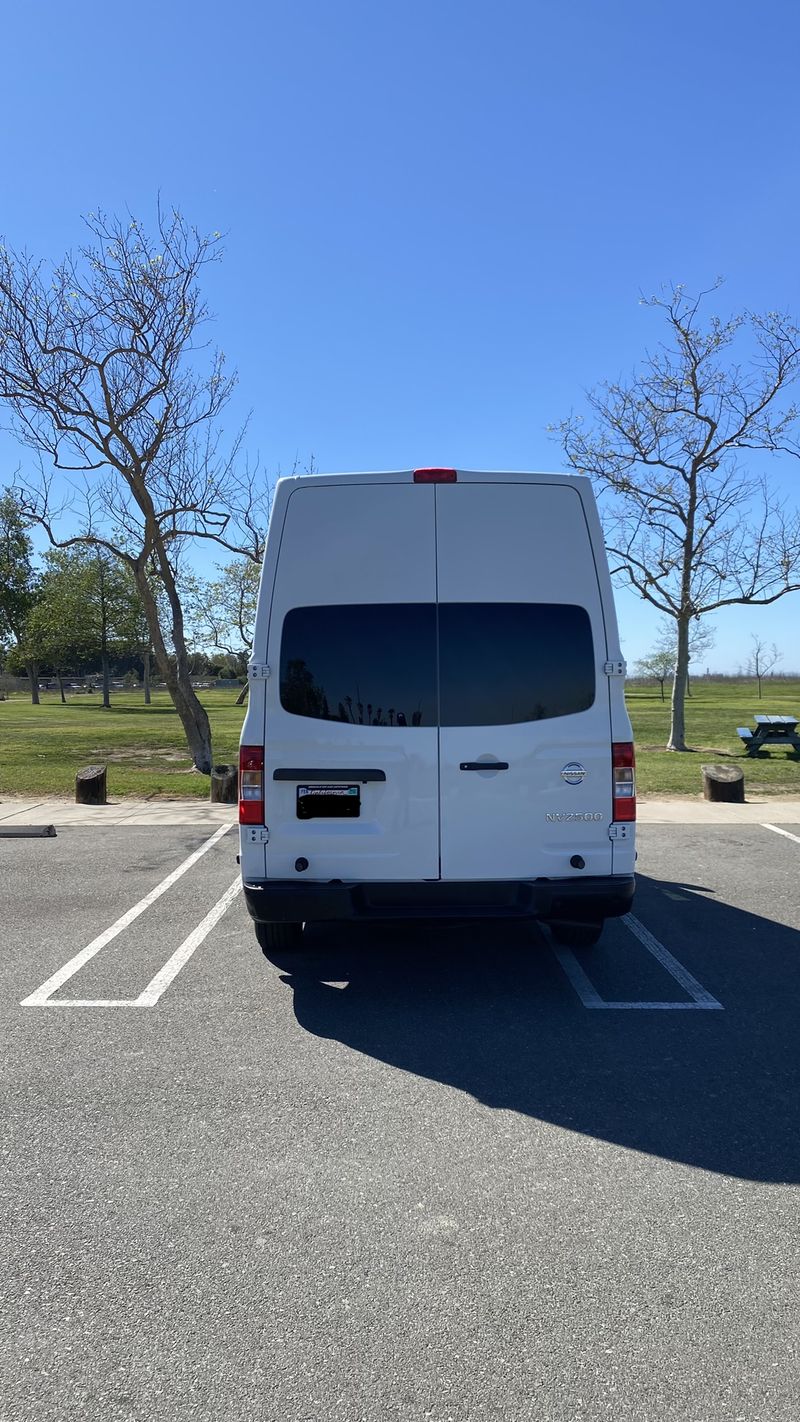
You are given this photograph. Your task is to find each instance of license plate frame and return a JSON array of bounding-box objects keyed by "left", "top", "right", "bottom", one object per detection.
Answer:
[{"left": 296, "top": 784, "right": 361, "bottom": 819}]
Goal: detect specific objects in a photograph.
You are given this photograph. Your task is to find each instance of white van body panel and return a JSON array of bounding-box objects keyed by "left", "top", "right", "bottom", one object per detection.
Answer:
[
  {"left": 258, "top": 481, "right": 439, "bottom": 882},
  {"left": 240, "top": 469, "right": 635, "bottom": 896},
  {"left": 435, "top": 480, "right": 613, "bottom": 880}
]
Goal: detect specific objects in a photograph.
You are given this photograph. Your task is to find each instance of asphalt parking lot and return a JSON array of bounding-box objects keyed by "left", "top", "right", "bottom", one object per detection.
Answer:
[{"left": 2, "top": 820, "right": 800, "bottom": 1422}]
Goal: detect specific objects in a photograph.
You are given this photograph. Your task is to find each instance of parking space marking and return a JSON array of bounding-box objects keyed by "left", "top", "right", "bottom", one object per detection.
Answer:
[
  {"left": 22, "top": 880, "right": 244, "bottom": 1008},
  {"left": 554, "top": 913, "right": 723, "bottom": 1011},
  {"left": 762, "top": 823, "right": 800, "bottom": 846},
  {"left": 20, "top": 825, "right": 232, "bottom": 1007},
  {"left": 135, "top": 878, "right": 242, "bottom": 1005},
  {"left": 622, "top": 914, "right": 722, "bottom": 1006}
]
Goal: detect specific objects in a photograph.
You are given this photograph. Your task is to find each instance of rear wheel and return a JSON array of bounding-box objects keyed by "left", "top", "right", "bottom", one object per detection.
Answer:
[
  {"left": 254, "top": 921, "right": 304, "bottom": 953},
  {"left": 548, "top": 920, "right": 603, "bottom": 949}
]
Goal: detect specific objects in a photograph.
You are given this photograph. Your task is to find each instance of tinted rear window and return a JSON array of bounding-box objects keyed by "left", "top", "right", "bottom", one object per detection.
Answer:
[
  {"left": 280, "top": 603, "right": 595, "bottom": 726},
  {"left": 438, "top": 603, "right": 595, "bottom": 725},
  {"left": 280, "top": 603, "right": 437, "bottom": 726}
]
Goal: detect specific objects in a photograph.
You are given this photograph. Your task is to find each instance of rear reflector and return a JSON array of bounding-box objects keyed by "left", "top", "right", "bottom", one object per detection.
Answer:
[
  {"left": 612, "top": 742, "right": 636, "bottom": 822},
  {"left": 413, "top": 468, "right": 457, "bottom": 483},
  {"left": 239, "top": 744, "right": 264, "bottom": 825}
]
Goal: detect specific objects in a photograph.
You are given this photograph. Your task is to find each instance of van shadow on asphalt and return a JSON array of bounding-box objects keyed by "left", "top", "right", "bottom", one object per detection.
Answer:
[{"left": 263, "top": 874, "right": 800, "bottom": 1184}]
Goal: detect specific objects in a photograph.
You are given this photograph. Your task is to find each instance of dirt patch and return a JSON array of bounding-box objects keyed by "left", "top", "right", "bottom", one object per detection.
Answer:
[{"left": 88, "top": 747, "right": 190, "bottom": 764}]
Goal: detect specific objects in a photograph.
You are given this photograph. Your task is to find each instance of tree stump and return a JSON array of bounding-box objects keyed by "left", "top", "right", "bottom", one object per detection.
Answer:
[
  {"left": 210, "top": 764, "right": 238, "bottom": 803},
  {"left": 701, "top": 764, "right": 744, "bottom": 803},
  {"left": 76, "top": 764, "right": 107, "bottom": 805}
]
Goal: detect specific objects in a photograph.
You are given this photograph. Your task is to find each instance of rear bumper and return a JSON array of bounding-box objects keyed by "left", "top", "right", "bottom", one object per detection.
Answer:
[{"left": 242, "top": 875, "right": 635, "bottom": 925}]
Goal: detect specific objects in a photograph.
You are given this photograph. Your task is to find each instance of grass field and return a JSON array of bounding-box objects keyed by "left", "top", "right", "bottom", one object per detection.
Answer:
[
  {"left": 0, "top": 690, "right": 244, "bottom": 799},
  {"left": 628, "top": 679, "right": 800, "bottom": 796},
  {"left": 1, "top": 680, "right": 798, "bottom": 799}
]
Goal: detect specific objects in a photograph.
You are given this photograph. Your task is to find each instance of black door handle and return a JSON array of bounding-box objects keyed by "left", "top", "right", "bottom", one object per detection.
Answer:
[{"left": 460, "top": 761, "right": 509, "bottom": 771}]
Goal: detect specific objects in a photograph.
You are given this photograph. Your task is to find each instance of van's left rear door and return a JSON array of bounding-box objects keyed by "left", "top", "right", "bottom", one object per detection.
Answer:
[{"left": 263, "top": 481, "right": 440, "bottom": 882}]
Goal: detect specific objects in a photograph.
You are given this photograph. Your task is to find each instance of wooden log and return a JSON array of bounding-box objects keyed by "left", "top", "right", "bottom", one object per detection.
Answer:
[
  {"left": 210, "top": 763, "right": 238, "bottom": 803},
  {"left": 75, "top": 763, "right": 107, "bottom": 805},
  {"left": 701, "top": 763, "right": 744, "bottom": 803}
]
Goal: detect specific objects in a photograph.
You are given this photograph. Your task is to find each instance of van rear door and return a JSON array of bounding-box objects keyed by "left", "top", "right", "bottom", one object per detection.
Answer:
[
  {"left": 263, "top": 482, "right": 440, "bottom": 882},
  {"left": 435, "top": 479, "right": 614, "bottom": 882}
]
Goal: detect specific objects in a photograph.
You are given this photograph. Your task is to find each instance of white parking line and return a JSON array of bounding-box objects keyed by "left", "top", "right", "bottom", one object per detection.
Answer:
[
  {"left": 135, "top": 878, "right": 242, "bottom": 1005},
  {"left": 554, "top": 913, "right": 723, "bottom": 1010},
  {"left": 20, "top": 825, "right": 232, "bottom": 1007},
  {"left": 762, "top": 823, "right": 800, "bottom": 846},
  {"left": 26, "top": 880, "right": 244, "bottom": 1008},
  {"left": 622, "top": 914, "right": 722, "bottom": 1006}
]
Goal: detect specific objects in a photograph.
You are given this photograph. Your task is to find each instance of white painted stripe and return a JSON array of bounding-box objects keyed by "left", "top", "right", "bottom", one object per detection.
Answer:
[
  {"left": 20, "top": 824, "right": 232, "bottom": 1006},
  {"left": 36, "top": 999, "right": 143, "bottom": 1008},
  {"left": 622, "top": 914, "right": 723, "bottom": 1008},
  {"left": 135, "top": 877, "right": 242, "bottom": 1005},
  {"left": 554, "top": 918, "right": 723, "bottom": 1011},
  {"left": 591, "top": 1000, "right": 722, "bottom": 1011},
  {"left": 762, "top": 822, "right": 800, "bottom": 846},
  {"left": 551, "top": 945, "right": 606, "bottom": 1007}
]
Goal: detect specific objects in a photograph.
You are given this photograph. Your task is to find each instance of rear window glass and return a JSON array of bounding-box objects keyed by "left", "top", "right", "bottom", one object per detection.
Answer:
[
  {"left": 280, "top": 603, "right": 595, "bottom": 726},
  {"left": 438, "top": 603, "right": 595, "bottom": 725},
  {"left": 280, "top": 604, "right": 437, "bottom": 726}
]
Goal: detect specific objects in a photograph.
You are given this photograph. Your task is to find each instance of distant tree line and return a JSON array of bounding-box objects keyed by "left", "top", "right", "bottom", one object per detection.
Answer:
[{"left": 0, "top": 501, "right": 253, "bottom": 703}]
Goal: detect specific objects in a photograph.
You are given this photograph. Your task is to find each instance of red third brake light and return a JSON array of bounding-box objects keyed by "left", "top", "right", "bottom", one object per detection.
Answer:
[
  {"left": 413, "top": 468, "right": 457, "bottom": 483},
  {"left": 239, "top": 745, "right": 264, "bottom": 825},
  {"left": 612, "top": 742, "right": 636, "bottom": 822}
]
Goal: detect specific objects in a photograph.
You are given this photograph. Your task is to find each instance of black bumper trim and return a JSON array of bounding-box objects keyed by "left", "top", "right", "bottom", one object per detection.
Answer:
[{"left": 242, "top": 875, "right": 635, "bottom": 925}]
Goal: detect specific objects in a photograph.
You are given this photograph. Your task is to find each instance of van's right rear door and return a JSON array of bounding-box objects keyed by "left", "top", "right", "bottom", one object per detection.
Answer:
[
  {"left": 262, "top": 482, "right": 440, "bottom": 882},
  {"left": 435, "top": 479, "right": 615, "bottom": 883}
]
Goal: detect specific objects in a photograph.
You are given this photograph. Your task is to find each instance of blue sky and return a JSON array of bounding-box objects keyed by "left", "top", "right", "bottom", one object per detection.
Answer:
[{"left": 3, "top": 0, "right": 800, "bottom": 671}]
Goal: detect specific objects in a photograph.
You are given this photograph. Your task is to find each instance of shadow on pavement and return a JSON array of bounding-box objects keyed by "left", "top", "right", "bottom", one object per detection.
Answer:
[{"left": 263, "top": 874, "right": 800, "bottom": 1184}]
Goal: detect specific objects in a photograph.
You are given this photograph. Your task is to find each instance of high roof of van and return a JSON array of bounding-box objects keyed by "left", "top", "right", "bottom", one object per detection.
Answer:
[{"left": 276, "top": 469, "right": 584, "bottom": 488}]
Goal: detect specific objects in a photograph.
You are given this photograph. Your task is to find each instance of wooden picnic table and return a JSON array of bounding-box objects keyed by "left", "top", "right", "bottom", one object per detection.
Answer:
[{"left": 737, "top": 714, "right": 800, "bottom": 755}]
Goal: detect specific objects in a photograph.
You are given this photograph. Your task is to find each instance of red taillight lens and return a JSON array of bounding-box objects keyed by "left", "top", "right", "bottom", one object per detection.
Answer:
[
  {"left": 239, "top": 745, "right": 264, "bottom": 825},
  {"left": 413, "top": 468, "right": 457, "bottom": 483},
  {"left": 612, "top": 742, "right": 636, "bottom": 822}
]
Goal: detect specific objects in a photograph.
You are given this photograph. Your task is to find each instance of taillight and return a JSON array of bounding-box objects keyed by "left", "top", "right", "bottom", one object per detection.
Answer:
[
  {"left": 612, "top": 742, "right": 636, "bottom": 822},
  {"left": 413, "top": 468, "right": 457, "bottom": 483},
  {"left": 239, "top": 745, "right": 264, "bottom": 825}
]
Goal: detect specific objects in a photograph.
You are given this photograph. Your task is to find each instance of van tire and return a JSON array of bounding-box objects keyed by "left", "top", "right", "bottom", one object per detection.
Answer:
[
  {"left": 254, "top": 921, "right": 304, "bottom": 953},
  {"left": 548, "top": 920, "right": 603, "bottom": 949}
]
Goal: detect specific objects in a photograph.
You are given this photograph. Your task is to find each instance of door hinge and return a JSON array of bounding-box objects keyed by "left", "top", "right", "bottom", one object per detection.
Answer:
[
  {"left": 608, "top": 822, "right": 633, "bottom": 840},
  {"left": 248, "top": 662, "right": 271, "bottom": 680},
  {"left": 244, "top": 826, "right": 270, "bottom": 844},
  {"left": 604, "top": 659, "right": 626, "bottom": 677}
]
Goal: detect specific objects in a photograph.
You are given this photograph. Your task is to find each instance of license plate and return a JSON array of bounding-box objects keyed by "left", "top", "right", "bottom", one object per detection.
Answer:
[{"left": 296, "top": 784, "right": 361, "bottom": 819}]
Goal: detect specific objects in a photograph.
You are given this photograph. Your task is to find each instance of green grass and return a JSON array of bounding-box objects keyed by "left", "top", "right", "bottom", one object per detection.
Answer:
[
  {"left": 628, "top": 678, "right": 800, "bottom": 796},
  {"left": 1, "top": 679, "right": 798, "bottom": 799},
  {"left": 0, "top": 689, "right": 245, "bottom": 799}
]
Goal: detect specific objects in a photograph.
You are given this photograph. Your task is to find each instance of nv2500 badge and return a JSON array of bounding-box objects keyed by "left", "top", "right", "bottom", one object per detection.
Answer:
[{"left": 546, "top": 811, "right": 604, "bottom": 822}]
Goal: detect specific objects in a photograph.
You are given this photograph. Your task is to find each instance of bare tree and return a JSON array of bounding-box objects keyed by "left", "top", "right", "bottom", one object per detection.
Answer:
[
  {"left": 0, "top": 490, "right": 41, "bottom": 702},
  {"left": 684, "top": 620, "right": 716, "bottom": 696},
  {"left": 633, "top": 646, "right": 674, "bottom": 701},
  {"left": 0, "top": 205, "right": 267, "bottom": 772},
  {"left": 556, "top": 284, "right": 800, "bottom": 750},
  {"left": 655, "top": 618, "right": 716, "bottom": 698},
  {"left": 747, "top": 635, "right": 782, "bottom": 699},
  {"left": 185, "top": 557, "right": 259, "bottom": 704},
  {"left": 634, "top": 620, "right": 713, "bottom": 702}
]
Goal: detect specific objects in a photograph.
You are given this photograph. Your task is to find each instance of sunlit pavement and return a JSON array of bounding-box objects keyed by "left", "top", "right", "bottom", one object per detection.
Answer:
[{"left": 2, "top": 821, "right": 799, "bottom": 1421}]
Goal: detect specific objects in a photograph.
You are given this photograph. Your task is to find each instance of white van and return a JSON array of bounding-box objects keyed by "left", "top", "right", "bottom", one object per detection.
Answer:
[{"left": 238, "top": 469, "right": 635, "bottom": 952}]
